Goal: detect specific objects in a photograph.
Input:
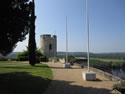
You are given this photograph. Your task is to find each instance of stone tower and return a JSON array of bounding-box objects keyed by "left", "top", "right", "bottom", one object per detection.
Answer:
[{"left": 40, "top": 34, "right": 57, "bottom": 58}]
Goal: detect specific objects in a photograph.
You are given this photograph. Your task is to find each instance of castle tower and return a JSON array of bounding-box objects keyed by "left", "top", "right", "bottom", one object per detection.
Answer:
[{"left": 40, "top": 34, "right": 57, "bottom": 58}]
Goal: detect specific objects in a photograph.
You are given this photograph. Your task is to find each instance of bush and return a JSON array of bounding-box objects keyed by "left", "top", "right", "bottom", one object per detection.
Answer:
[
  {"left": 16, "top": 48, "right": 48, "bottom": 63},
  {"left": 19, "top": 56, "right": 28, "bottom": 61},
  {"left": 40, "top": 56, "right": 48, "bottom": 62},
  {"left": 122, "top": 63, "right": 125, "bottom": 69},
  {"left": 0, "top": 57, "right": 8, "bottom": 61},
  {"left": 16, "top": 53, "right": 28, "bottom": 61},
  {"left": 35, "top": 56, "right": 40, "bottom": 63}
]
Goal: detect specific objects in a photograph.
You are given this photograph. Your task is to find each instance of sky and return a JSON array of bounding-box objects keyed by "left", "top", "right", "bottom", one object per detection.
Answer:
[{"left": 14, "top": 0, "right": 125, "bottom": 53}]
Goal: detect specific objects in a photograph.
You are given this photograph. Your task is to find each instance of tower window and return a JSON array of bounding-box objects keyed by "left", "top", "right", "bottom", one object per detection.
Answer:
[{"left": 49, "top": 44, "right": 52, "bottom": 51}]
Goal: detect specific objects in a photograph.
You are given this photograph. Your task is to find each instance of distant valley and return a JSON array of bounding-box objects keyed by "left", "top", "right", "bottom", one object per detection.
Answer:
[{"left": 1, "top": 52, "right": 125, "bottom": 59}]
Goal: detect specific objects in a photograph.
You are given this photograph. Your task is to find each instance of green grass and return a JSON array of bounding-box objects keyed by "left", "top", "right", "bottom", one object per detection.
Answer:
[{"left": 0, "top": 61, "right": 53, "bottom": 94}]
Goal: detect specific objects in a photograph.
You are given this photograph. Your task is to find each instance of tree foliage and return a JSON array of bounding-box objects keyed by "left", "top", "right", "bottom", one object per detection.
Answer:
[
  {"left": 16, "top": 48, "right": 44, "bottom": 63},
  {"left": 0, "top": 0, "right": 32, "bottom": 56},
  {"left": 28, "top": 0, "right": 36, "bottom": 66},
  {"left": 16, "top": 50, "right": 28, "bottom": 61}
]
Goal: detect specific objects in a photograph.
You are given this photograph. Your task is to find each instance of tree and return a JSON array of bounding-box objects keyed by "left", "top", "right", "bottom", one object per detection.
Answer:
[
  {"left": 0, "top": 0, "right": 32, "bottom": 56},
  {"left": 28, "top": 0, "right": 36, "bottom": 66},
  {"left": 16, "top": 50, "right": 28, "bottom": 61},
  {"left": 16, "top": 47, "right": 43, "bottom": 62}
]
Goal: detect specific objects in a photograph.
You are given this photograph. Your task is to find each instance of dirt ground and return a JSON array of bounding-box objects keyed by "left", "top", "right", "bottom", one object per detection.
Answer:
[{"left": 43, "top": 62, "right": 121, "bottom": 94}]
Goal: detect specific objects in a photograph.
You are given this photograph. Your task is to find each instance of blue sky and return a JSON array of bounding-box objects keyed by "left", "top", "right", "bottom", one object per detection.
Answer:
[{"left": 14, "top": 0, "right": 125, "bottom": 53}]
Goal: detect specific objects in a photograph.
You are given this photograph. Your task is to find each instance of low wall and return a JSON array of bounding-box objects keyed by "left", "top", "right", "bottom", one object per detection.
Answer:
[
  {"left": 88, "top": 67, "right": 124, "bottom": 81},
  {"left": 59, "top": 58, "right": 65, "bottom": 63}
]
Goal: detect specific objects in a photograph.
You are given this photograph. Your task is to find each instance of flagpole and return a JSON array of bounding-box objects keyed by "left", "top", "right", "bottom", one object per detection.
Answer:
[
  {"left": 66, "top": 16, "right": 68, "bottom": 64},
  {"left": 86, "top": 0, "right": 90, "bottom": 72}
]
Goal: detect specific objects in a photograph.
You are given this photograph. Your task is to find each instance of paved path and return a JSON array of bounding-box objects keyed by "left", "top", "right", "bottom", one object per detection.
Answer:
[{"left": 43, "top": 62, "right": 120, "bottom": 94}]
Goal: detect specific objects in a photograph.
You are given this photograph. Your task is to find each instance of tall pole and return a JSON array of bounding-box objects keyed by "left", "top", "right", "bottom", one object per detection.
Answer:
[
  {"left": 86, "top": 0, "right": 90, "bottom": 72},
  {"left": 66, "top": 16, "right": 68, "bottom": 64},
  {"left": 54, "top": 30, "right": 56, "bottom": 62}
]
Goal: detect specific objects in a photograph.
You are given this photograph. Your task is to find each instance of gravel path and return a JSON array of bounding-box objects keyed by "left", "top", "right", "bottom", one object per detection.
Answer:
[{"left": 43, "top": 62, "right": 120, "bottom": 94}]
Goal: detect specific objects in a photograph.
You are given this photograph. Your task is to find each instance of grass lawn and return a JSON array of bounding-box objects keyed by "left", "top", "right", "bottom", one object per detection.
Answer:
[{"left": 0, "top": 61, "right": 53, "bottom": 94}]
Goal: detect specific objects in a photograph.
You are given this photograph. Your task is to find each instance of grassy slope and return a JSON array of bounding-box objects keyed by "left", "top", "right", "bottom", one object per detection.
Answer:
[{"left": 0, "top": 61, "right": 53, "bottom": 94}]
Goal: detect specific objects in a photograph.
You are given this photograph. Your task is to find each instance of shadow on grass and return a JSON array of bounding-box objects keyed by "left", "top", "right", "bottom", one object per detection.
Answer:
[
  {"left": 0, "top": 72, "right": 51, "bottom": 94},
  {"left": 44, "top": 80, "right": 113, "bottom": 94}
]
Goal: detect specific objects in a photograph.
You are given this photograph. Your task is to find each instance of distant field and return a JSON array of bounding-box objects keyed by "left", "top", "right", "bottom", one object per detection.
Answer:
[
  {"left": 91, "top": 58, "right": 125, "bottom": 63},
  {"left": 90, "top": 58, "right": 125, "bottom": 70},
  {"left": 0, "top": 61, "right": 53, "bottom": 94}
]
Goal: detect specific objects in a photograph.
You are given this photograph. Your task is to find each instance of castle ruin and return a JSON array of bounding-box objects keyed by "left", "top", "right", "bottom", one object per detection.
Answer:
[{"left": 40, "top": 34, "right": 57, "bottom": 58}]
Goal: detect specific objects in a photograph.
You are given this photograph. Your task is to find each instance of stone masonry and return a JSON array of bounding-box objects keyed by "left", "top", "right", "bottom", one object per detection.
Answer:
[{"left": 40, "top": 34, "right": 57, "bottom": 58}]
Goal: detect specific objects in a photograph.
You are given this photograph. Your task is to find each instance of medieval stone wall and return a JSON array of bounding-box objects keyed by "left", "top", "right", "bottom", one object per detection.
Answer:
[{"left": 40, "top": 34, "right": 57, "bottom": 58}]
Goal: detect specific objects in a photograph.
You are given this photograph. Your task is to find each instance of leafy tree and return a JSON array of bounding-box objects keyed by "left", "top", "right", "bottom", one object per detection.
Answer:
[
  {"left": 0, "top": 0, "right": 32, "bottom": 56},
  {"left": 16, "top": 50, "right": 28, "bottom": 61},
  {"left": 28, "top": 0, "right": 36, "bottom": 66},
  {"left": 16, "top": 48, "right": 43, "bottom": 62}
]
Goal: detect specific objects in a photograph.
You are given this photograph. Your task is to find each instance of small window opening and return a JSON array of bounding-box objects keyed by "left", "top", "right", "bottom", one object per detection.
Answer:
[{"left": 49, "top": 44, "right": 52, "bottom": 50}]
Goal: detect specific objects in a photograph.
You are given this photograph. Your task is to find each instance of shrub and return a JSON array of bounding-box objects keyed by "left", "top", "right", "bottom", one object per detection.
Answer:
[
  {"left": 16, "top": 48, "right": 47, "bottom": 63},
  {"left": 35, "top": 55, "right": 40, "bottom": 63},
  {"left": 19, "top": 56, "right": 28, "bottom": 61},
  {"left": 16, "top": 53, "right": 28, "bottom": 61},
  {"left": 40, "top": 56, "right": 48, "bottom": 62}
]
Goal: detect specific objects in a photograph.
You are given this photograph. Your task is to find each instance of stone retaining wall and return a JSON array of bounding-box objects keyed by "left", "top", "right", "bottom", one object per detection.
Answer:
[
  {"left": 88, "top": 67, "right": 124, "bottom": 81},
  {"left": 59, "top": 58, "right": 65, "bottom": 63}
]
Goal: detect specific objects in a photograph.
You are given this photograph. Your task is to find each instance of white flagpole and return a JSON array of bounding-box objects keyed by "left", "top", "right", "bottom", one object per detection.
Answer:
[
  {"left": 54, "top": 30, "right": 56, "bottom": 62},
  {"left": 86, "top": 0, "right": 90, "bottom": 72},
  {"left": 66, "top": 16, "right": 68, "bottom": 64}
]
